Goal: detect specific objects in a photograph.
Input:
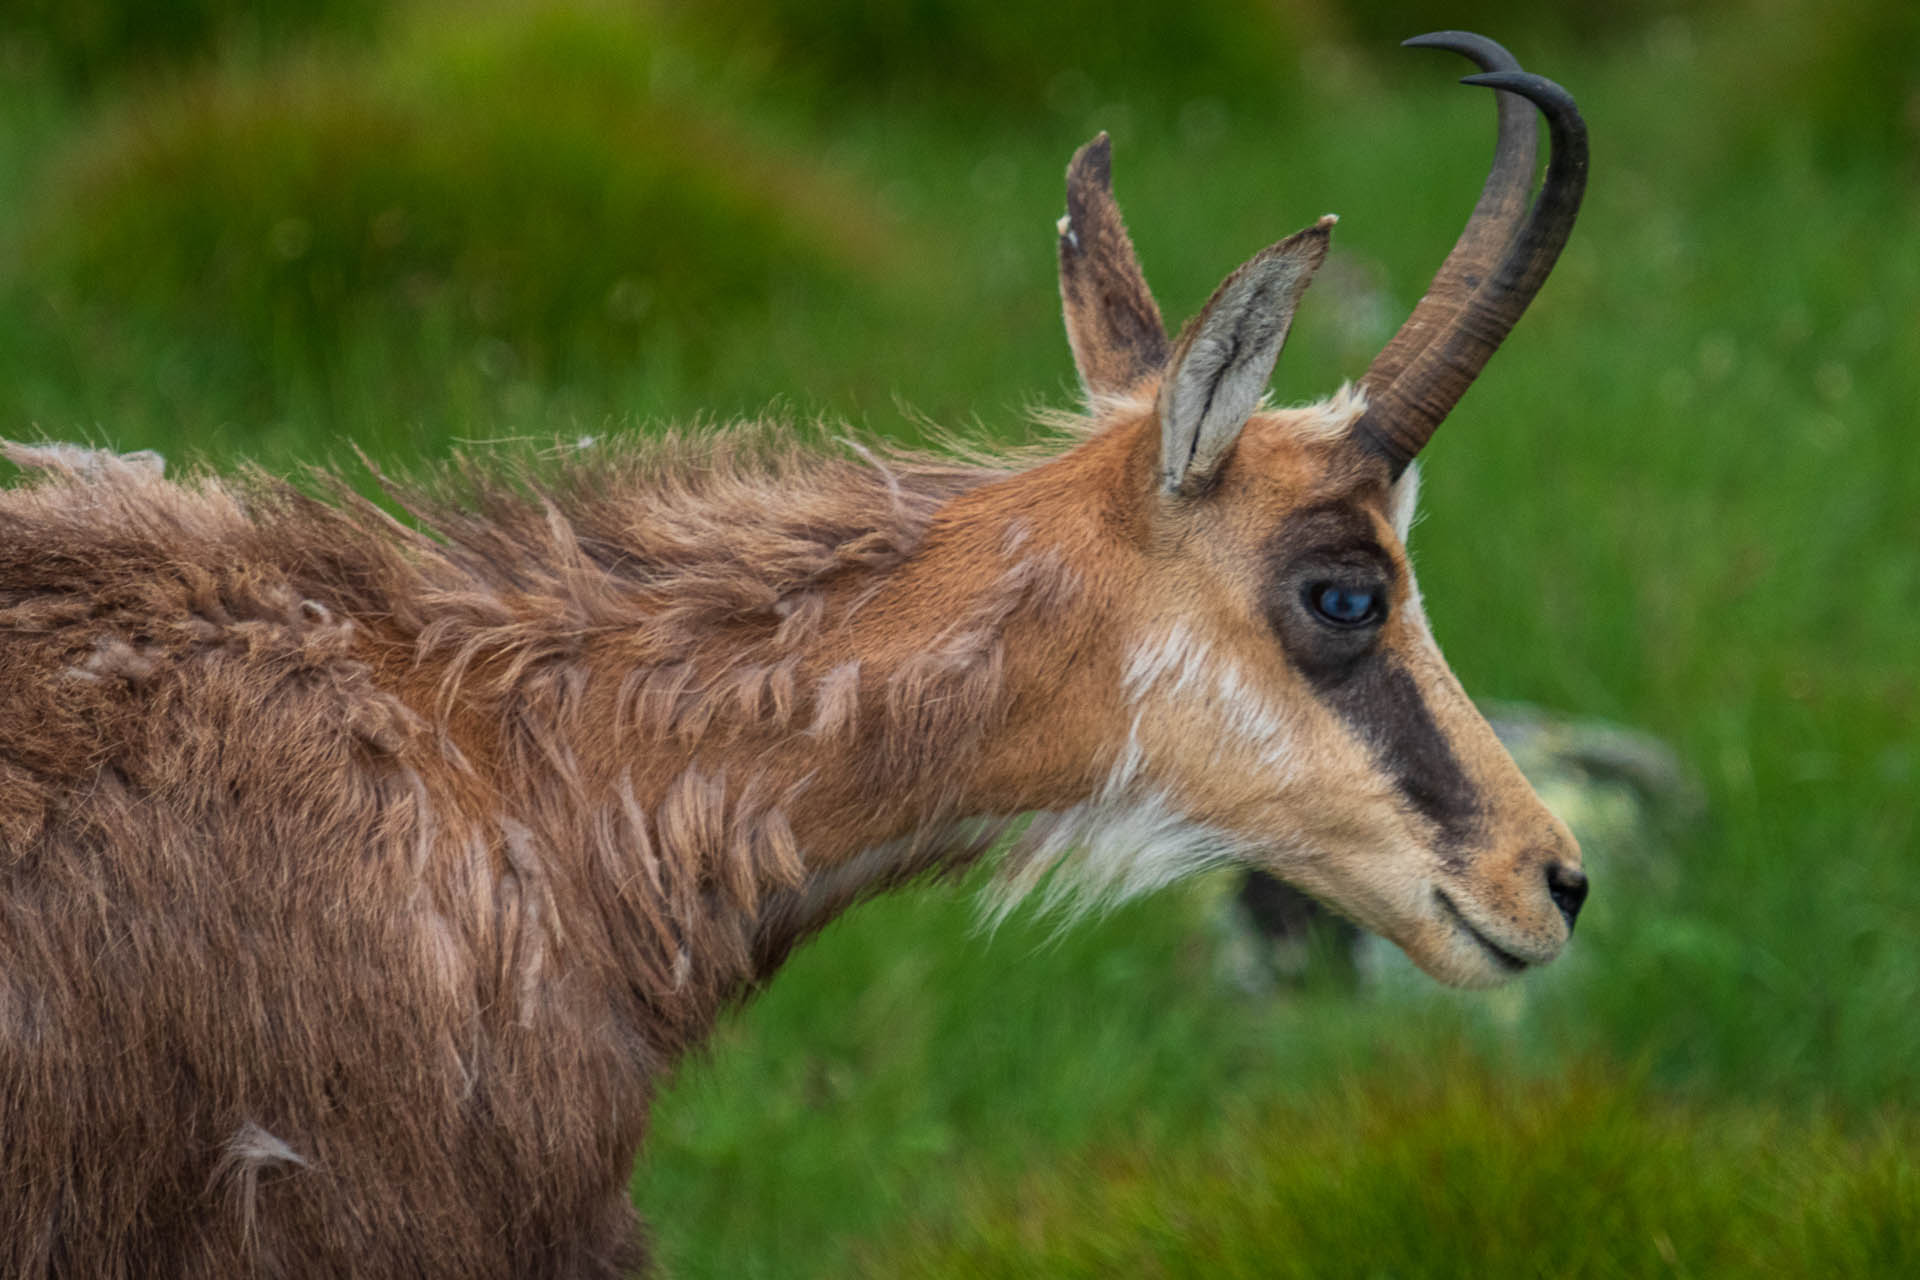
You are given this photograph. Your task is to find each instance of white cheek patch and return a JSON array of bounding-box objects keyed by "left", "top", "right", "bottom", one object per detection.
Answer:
[
  {"left": 983, "top": 788, "right": 1245, "bottom": 928},
  {"left": 1388, "top": 460, "right": 1421, "bottom": 543},
  {"left": 1103, "top": 712, "right": 1150, "bottom": 798},
  {"left": 1206, "top": 660, "right": 1296, "bottom": 766},
  {"left": 1386, "top": 462, "right": 1432, "bottom": 633},
  {"left": 1123, "top": 622, "right": 1299, "bottom": 762},
  {"left": 1122, "top": 618, "right": 1214, "bottom": 701},
  {"left": 986, "top": 624, "right": 1308, "bottom": 924}
]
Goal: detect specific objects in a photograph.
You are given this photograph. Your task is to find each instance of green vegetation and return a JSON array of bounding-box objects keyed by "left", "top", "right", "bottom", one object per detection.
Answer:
[
  {"left": 1, "top": 0, "right": 1914, "bottom": 1275},
  {"left": 6, "top": 4, "right": 896, "bottom": 457},
  {"left": 4, "top": 0, "right": 380, "bottom": 87},
  {"left": 863, "top": 1055, "right": 1920, "bottom": 1277}
]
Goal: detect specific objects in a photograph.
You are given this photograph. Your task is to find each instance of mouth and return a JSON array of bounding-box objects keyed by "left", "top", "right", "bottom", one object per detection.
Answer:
[{"left": 1433, "top": 889, "right": 1529, "bottom": 974}]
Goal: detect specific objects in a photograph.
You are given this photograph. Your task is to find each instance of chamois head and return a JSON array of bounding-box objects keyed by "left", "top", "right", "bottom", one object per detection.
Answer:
[{"left": 1046, "top": 33, "right": 1589, "bottom": 987}]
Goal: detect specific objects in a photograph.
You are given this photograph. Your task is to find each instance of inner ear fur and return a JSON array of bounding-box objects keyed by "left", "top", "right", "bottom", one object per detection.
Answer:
[
  {"left": 1158, "top": 217, "right": 1334, "bottom": 497},
  {"left": 1057, "top": 134, "right": 1170, "bottom": 400}
]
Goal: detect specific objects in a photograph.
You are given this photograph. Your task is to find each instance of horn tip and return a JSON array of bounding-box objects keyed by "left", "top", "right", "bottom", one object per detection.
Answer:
[
  {"left": 1403, "top": 30, "right": 1521, "bottom": 73},
  {"left": 1460, "top": 70, "right": 1532, "bottom": 91}
]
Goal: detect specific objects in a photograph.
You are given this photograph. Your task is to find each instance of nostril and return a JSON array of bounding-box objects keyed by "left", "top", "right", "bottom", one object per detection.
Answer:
[{"left": 1545, "top": 862, "right": 1589, "bottom": 930}]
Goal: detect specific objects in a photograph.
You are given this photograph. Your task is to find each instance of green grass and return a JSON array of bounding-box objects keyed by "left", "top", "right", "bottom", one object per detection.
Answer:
[
  {"left": 860, "top": 1052, "right": 1920, "bottom": 1277},
  {"left": 4, "top": 3, "right": 903, "bottom": 458},
  {"left": 0, "top": 0, "right": 1915, "bottom": 1275}
]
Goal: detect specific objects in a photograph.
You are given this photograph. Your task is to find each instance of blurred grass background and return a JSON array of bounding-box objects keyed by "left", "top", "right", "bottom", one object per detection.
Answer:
[{"left": 2, "top": 0, "right": 1915, "bottom": 1274}]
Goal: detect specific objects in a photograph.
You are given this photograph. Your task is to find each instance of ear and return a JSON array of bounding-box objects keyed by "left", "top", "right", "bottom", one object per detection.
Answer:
[
  {"left": 1057, "top": 133, "right": 1171, "bottom": 399},
  {"left": 1157, "top": 217, "right": 1334, "bottom": 497}
]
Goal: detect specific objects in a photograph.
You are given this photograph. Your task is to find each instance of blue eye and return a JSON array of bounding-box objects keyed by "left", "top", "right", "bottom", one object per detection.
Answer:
[{"left": 1306, "top": 581, "right": 1382, "bottom": 627}]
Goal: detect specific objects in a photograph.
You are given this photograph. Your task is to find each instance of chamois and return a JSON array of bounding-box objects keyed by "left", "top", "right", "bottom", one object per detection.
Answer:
[{"left": 0, "top": 31, "right": 1587, "bottom": 1277}]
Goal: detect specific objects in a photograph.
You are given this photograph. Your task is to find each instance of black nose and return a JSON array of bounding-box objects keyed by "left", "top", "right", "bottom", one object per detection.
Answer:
[{"left": 1546, "top": 863, "right": 1589, "bottom": 930}]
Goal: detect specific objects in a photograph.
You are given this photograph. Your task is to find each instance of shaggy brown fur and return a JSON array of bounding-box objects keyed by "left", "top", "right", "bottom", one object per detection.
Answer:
[
  {"left": 1, "top": 70, "right": 1587, "bottom": 1269},
  {"left": 0, "top": 428, "right": 1096, "bottom": 1275}
]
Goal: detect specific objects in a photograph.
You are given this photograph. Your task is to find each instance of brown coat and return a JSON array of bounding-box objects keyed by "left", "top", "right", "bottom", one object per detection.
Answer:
[{"left": 0, "top": 50, "right": 1590, "bottom": 1268}]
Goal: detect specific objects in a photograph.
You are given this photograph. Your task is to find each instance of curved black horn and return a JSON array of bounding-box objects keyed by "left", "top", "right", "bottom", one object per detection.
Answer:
[
  {"left": 1354, "top": 66, "right": 1589, "bottom": 477},
  {"left": 1359, "top": 31, "right": 1537, "bottom": 395}
]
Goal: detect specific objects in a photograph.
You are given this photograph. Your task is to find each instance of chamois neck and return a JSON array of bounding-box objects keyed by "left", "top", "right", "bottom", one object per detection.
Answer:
[
  {"left": 728, "top": 428, "right": 1139, "bottom": 965},
  {"left": 354, "top": 428, "right": 1133, "bottom": 1038}
]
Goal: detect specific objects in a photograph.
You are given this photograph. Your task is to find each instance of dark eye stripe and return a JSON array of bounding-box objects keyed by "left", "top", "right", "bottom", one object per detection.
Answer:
[
  {"left": 1319, "top": 656, "right": 1483, "bottom": 850},
  {"left": 1263, "top": 505, "right": 1483, "bottom": 850}
]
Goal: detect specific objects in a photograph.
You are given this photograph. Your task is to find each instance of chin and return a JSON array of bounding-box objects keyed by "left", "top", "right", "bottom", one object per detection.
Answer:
[{"left": 1399, "top": 927, "right": 1536, "bottom": 989}]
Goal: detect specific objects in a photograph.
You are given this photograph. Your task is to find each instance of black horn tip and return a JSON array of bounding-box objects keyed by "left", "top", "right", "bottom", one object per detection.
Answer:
[
  {"left": 1402, "top": 30, "right": 1521, "bottom": 71},
  {"left": 1459, "top": 70, "right": 1582, "bottom": 119}
]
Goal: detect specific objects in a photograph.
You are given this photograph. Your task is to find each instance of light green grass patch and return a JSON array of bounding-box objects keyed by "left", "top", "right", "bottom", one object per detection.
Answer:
[{"left": 859, "top": 1054, "right": 1920, "bottom": 1278}]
